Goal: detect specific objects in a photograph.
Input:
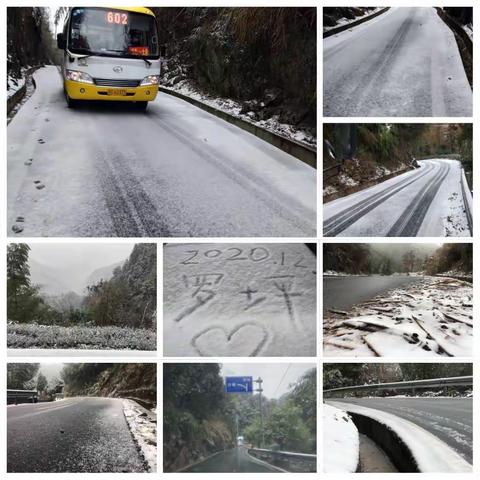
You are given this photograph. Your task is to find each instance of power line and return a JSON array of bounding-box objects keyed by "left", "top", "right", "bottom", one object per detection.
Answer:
[{"left": 273, "top": 364, "right": 291, "bottom": 397}]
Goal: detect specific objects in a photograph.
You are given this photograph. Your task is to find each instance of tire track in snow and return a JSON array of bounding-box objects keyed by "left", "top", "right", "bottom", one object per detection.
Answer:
[
  {"left": 148, "top": 113, "right": 316, "bottom": 235},
  {"left": 323, "top": 163, "right": 434, "bottom": 236},
  {"left": 96, "top": 150, "right": 170, "bottom": 237},
  {"left": 387, "top": 160, "right": 450, "bottom": 236}
]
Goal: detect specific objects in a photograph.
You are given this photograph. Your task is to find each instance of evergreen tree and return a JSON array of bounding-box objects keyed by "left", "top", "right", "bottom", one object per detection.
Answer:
[{"left": 36, "top": 372, "right": 48, "bottom": 394}]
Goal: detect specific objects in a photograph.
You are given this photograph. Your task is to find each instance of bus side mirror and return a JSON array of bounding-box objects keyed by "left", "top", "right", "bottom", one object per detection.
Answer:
[
  {"left": 160, "top": 45, "right": 167, "bottom": 58},
  {"left": 57, "top": 33, "right": 66, "bottom": 50}
]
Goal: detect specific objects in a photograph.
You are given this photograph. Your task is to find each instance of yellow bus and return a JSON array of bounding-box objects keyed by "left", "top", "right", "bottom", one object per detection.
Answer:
[{"left": 57, "top": 7, "right": 162, "bottom": 110}]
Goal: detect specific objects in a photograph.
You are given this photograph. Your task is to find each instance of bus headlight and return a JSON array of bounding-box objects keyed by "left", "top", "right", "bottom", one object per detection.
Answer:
[
  {"left": 65, "top": 70, "right": 94, "bottom": 84},
  {"left": 140, "top": 75, "right": 160, "bottom": 86}
]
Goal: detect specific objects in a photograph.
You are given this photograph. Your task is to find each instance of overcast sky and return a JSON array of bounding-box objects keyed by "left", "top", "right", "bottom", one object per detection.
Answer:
[
  {"left": 220, "top": 363, "right": 315, "bottom": 399},
  {"left": 39, "top": 363, "right": 64, "bottom": 382},
  {"left": 29, "top": 243, "right": 134, "bottom": 271},
  {"left": 27, "top": 243, "right": 134, "bottom": 294}
]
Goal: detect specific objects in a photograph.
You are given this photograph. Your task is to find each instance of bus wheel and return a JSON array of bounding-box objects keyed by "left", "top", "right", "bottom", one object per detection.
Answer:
[
  {"left": 65, "top": 93, "right": 78, "bottom": 108},
  {"left": 136, "top": 101, "right": 148, "bottom": 111}
]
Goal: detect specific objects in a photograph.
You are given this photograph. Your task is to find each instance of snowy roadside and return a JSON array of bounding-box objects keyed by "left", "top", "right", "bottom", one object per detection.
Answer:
[
  {"left": 7, "top": 74, "right": 25, "bottom": 99},
  {"left": 324, "top": 276, "right": 473, "bottom": 357},
  {"left": 323, "top": 159, "right": 410, "bottom": 199},
  {"left": 327, "top": 401, "right": 472, "bottom": 472},
  {"left": 323, "top": 404, "right": 359, "bottom": 473},
  {"left": 323, "top": 7, "right": 386, "bottom": 33},
  {"left": 160, "top": 80, "right": 316, "bottom": 148},
  {"left": 122, "top": 399, "right": 157, "bottom": 472},
  {"left": 324, "top": 271, "right": 370, "bottom": 277},
  {"left": 462, "top": 23, "right": 473, "bottom": 40}
]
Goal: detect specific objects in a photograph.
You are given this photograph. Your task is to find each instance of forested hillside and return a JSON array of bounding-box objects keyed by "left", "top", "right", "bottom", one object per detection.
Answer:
[
  {"left": 61, "top": 363, "right": 157, "bottom": 408},
  {"left": 7, "top": 243, "right": 156, "bottom": 350},
  {"left": 324, "top": 123, "right": 472, "bottom": 197},
  {"left": 7, "top": 8, "right": 56, "bottom": 95},
  {"left": 163, "top": 364, "right": 316, "bottom": 472},
  {"left": 323, "top": 243, "right": 472, "bottom": 276},
  {"left": 154, "top": 7, "right": 316, "bottom": 139}
]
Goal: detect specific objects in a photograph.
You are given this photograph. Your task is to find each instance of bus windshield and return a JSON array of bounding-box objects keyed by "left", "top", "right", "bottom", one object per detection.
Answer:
[{"left": 68, "top": 7, "right": 159, "bottom": 59}]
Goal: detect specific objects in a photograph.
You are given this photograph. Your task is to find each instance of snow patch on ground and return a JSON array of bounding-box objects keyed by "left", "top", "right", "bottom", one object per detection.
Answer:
[
  {"left": 8, "top": 75, "right": 25, "bottom": 99},
  {"left": 323, "top": 7, "right": 384, "bottom": 32},
  {"left": 7, "top": 323, "right": 156, "bottom": 351},
  {"left": 161, "top": 80, "right": 316, "bottom": 148},
  {"left": 324, "top": 277, "right": 472, "bottom": 357},
  {"left": 462, "top": 24, "right": 473, "bottom": 40},
  {"left": 323, "top": 404, "right": 359, "bottom": 473},
  {"left": 328, "top": 401, "right": 472, "bottom": 472},
  {"left": 164, "top": 243, "right": 316, "bottom": 357},
  {"left": 122, "top": 399, "right": 157, "bottom": 472}
]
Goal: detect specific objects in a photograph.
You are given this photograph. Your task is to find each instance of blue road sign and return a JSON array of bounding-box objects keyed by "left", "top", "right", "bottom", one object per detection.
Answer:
[{"left": 225, "top": 376, "right": 253, "bottom": 393}]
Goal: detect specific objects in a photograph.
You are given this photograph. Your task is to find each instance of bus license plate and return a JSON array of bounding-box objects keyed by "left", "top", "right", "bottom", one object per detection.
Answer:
[{"left": 107, "top": 88, "right": 127, "bottom": 96}]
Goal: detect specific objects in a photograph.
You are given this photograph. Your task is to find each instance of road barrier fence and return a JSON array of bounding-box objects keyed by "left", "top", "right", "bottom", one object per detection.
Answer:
[{"left": 324, "top": 376, "right": 473, "bottom": 397}]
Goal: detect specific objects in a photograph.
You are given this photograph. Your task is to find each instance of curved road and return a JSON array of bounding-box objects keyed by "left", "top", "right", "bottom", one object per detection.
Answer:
[
  {"left": 7, "top": 66, "right": 316, "bottom": 237},
  {"left": 323, "top": 7, "right": 472, "bottom": 116},
  {"left": 7, "top": 397, "right": 147, "bottom": 472},
  {"left": 182, "top": 446, "right": 280, "bottom": 473},
  {"left": 330, "top": 398, "right": 472, "bottom": 464},
  {"left": 323, "top": 275, "right": 422, "bottom": 313},
  {"left": 323, "top": 159, "right": 471, "bottom": 237}
]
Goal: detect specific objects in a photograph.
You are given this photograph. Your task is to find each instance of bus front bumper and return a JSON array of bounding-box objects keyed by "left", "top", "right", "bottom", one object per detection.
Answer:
[{"left": 65, "top": 80, "right": 159, "bottom": 102}]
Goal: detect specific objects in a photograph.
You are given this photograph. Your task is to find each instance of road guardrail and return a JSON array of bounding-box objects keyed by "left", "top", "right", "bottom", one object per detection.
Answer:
[
  {"left": 7, "top": 388, "right": 38, "bottom": 404},
  {"left": 324, "top": 376, "right": 472, "bottom": 396},
  {"left": 248, "top": 447, "right": 316, "bottom": 473}
]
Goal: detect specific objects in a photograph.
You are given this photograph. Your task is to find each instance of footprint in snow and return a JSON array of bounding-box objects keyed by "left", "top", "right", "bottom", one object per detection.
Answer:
[
  {"left": 12, "top": 224, "right": 24, "bottom": 234},
  {"left": 37, "top": 139, "right": 45, "bottom": 144},
  {"left": 24, "top": 159, "right": 33, "bottom": 166}
]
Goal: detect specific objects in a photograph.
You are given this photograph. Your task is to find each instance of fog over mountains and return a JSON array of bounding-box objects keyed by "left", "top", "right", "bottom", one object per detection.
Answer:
[{"left": 28, "top": 244, "right": 134, "bottom": 295}]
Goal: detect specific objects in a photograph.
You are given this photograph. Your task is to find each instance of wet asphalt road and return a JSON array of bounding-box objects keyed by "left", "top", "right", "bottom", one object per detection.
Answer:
[
  {"left": 183, "top": 446, "right": 280, "bottom": 472},
  {"left": 323, "top": 275, "right": 423, "bottom": 313},
  {"left": 330, "top": 397, "right": 472, "bottom": 463},
  {"left": 7, "top": 397, "right": 146, "bottom": 473}
]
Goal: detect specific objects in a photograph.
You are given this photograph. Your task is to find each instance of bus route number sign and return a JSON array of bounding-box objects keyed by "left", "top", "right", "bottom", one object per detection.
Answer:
[{"left": 106, "top": 11, "right": 128, "bottom": 25}]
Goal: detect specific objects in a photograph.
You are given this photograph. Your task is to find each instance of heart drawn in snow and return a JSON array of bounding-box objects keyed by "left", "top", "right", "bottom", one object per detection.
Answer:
[{"left": 192, "top": 322, "right": 268, "bottom": 357}]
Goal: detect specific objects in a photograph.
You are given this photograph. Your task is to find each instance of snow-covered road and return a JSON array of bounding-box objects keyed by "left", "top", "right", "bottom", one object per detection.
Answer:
[
  {"left": 323, "top": 159, "right": 471, "bottom": 237},
  {"left": 330, "top": 398, "right": 472, "bottom": 464},
  {"left": 7, "top": 66, "right": 316, "bottom": 237},
  {"left": 323, "top": 7, "right": 472, "bottom": 116}
]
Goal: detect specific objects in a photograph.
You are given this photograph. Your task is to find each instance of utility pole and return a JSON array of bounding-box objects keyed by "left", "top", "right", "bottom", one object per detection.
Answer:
[{"left": 254, "top": 377, "right": 264, "bottom": 448}]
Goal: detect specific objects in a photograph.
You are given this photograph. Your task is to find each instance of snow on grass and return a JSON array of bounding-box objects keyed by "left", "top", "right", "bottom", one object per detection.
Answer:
[
  {"left": 7, "top": 323, "right": 156, "bottom": 351},
  {"left": 122, "top": 399, "right": 157, "bottom": 472},
  {"left": 161, "top": 80, "right": 316, "bottom": 148},
  {"left": 324, "top": 277, "right": 472, "bottom": 357},
  {"left": 328, "top": 401, "right": 472, "bottom": 472},
  {"left": 323, "top": 404, "right": 359, "bottom": 473}
]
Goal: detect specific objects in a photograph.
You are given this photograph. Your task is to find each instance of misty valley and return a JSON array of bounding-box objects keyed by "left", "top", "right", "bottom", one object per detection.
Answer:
[{"left": 7, "top": 243, "right": 157, "bottom": 351}]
